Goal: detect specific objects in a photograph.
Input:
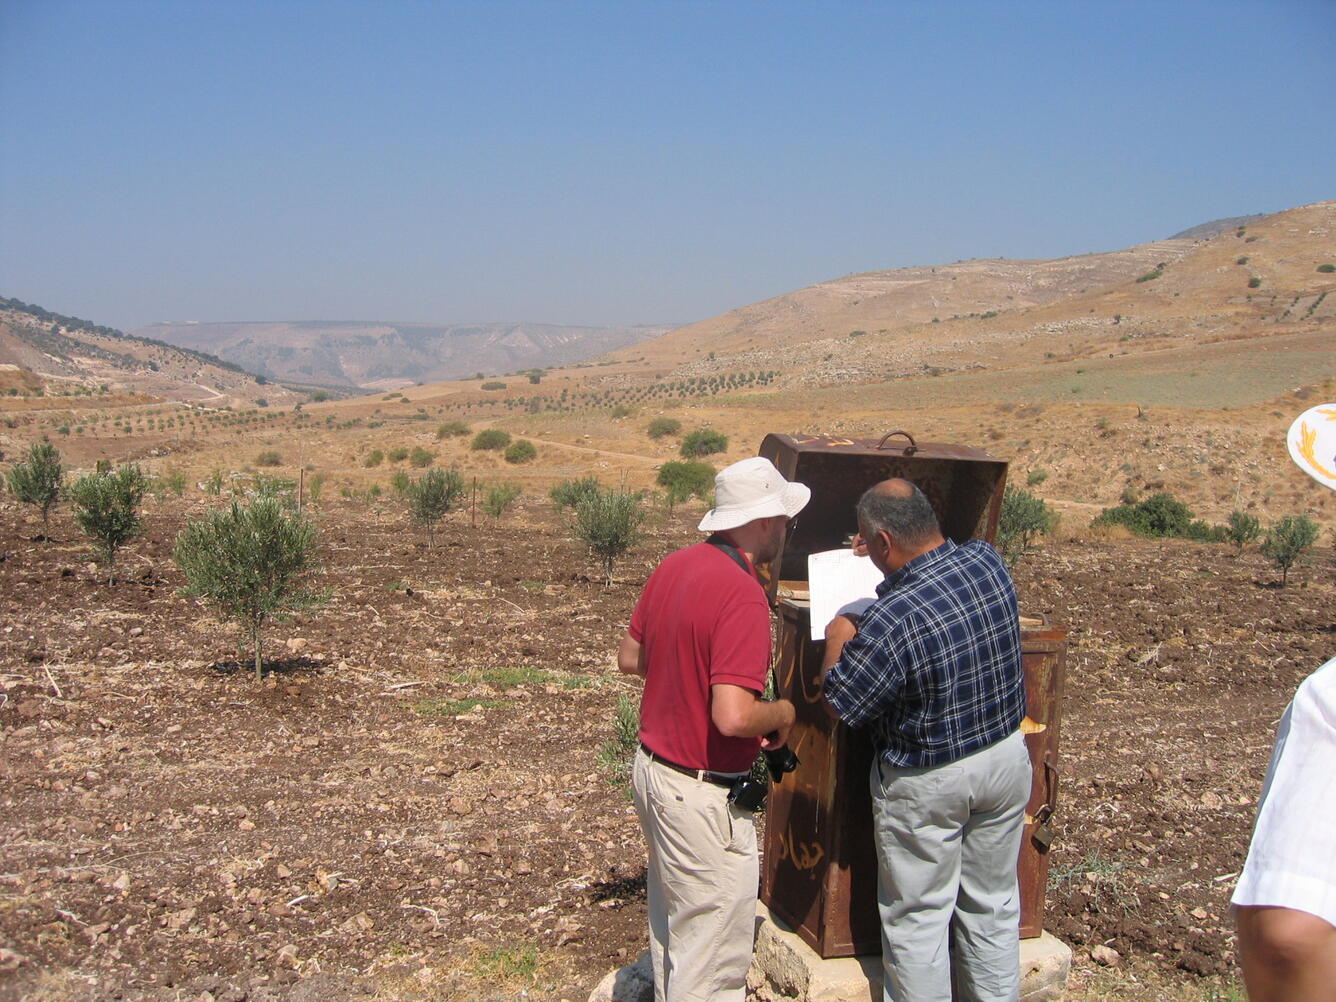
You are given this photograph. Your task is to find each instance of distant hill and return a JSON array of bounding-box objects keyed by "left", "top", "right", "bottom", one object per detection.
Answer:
[
  {"left": 134, "top": 320, "right": 677, "bottom": 390},
  {"left": 601, "top": 201, "right": 1334, "bottom": 390},
  {"left": 0, "top": 296, "right": 329, "bottom": 408},
  {"left": 1169, "top": 214, "right": 1267, "bottom": 240}
]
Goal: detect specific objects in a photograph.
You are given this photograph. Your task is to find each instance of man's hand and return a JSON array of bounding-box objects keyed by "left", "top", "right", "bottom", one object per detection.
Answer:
[
  {"left": 823, "top": 613, "right": 858, "bottom": 667},
  {"left": 617, "top": 633, "right": 645, "bottom": 677},
  {"left": 760, "top": 724, "right": 792, "bottom": 751}
]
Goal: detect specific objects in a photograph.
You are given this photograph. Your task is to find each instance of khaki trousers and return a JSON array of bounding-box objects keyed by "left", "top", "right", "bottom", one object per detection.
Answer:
[
  {"left": 871, "top": 730, "right": 1031, "bottom": 1002},
  {"left": 631, "top": 746, "right": 757, "bottom": 1002}
]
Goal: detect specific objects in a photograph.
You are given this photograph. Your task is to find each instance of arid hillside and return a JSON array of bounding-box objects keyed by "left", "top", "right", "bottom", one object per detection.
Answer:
[
  {"left": 134, "top": 321, "right": 676, "bottom": 391},
  {"left": 0, "top": 302, "right": 318, "bottom": 412}
]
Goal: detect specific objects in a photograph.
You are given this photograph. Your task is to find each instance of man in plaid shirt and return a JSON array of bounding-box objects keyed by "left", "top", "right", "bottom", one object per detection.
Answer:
[{"left": 820, "top": 478, "right": 1030, "bottom": 1002}]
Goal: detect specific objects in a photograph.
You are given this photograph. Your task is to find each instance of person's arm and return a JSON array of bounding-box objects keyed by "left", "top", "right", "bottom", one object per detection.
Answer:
[
  {"left": 711, "top": 684, "right": 795, "bottom": 749},
  {"left": 617, "top": 632, "right": 645, "bottom": 677},
  {"left": 816, "top": 614, "right": 859, "bottom": 718}
]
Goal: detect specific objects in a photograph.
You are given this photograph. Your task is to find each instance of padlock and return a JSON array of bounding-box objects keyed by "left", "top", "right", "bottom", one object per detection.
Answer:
[{"left": 1031, "top": 821, "right": 1054, "bottom": 852}]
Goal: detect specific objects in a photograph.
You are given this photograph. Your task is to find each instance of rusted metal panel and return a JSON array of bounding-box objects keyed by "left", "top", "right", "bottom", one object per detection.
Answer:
[
  {"left": 762, "top": 606, "right": 1068, "bottom": 957},
  {"left": 754, "top": 431, "right": 1065, "bottom": 958},
  {"left": 757, "top": 432, "right": 1008, "bottom": 603}
]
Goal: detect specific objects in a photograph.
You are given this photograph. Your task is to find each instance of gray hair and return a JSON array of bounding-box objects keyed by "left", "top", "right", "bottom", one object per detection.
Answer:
[{"left": 856, "top": 480, "right": 939, "bottom": 547}]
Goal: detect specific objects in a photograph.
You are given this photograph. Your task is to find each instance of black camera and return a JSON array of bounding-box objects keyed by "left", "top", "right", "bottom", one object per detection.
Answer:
[
  {"left": 727, "top": 775, "right": 768, "bottom": 812},
  {"left": 763, "top": 734, "right": 799, "bottom": 783}
]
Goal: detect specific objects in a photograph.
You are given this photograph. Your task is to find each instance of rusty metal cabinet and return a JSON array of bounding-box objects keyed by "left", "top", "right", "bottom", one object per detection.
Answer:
[{"left": 753, "top": 433, "right": 1066, "bottom": 959}]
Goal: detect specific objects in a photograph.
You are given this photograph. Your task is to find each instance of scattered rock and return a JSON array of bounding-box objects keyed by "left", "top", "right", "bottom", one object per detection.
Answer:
[{"left": 1090, "top": 945, "right": 1122, "bottom": 967}]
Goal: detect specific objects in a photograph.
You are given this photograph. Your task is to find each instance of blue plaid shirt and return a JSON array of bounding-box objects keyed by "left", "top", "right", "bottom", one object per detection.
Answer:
[{"left": 823, "top": 538, "right": 1025, "bottom": 768}]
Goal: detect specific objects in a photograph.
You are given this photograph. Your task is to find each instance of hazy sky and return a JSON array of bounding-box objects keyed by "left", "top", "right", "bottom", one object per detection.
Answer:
[{"left": 2, "top": 0, "right": 1333, "bottom": 331}]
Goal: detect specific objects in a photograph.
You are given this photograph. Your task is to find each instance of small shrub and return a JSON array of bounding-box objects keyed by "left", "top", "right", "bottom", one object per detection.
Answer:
[
  {"left": 1318, "top": 264, "right": 1336, "bottom": 273},
  {"left": 680, "top": 427, "right": 729, "bottom": 458},
  {"left": 390, "top": 470, "right": 412, "bottom": 495},
  {"left": 996, "top": 486, "right": 1056, "bottom": 566},
  {"left": 597, "top": 693, "right": 641, "bottom": 791},
  {"left": 436, "top": 421, "right": 470, "bottom": 438},
  {"left": 1236, "top": 256, "right": 1249, "bottom": 265},
  {"left": 656, "top": 460, "right": 716, "bottom": 508},
  {"left": 404, "top": 468, "right": 466, "bottom": 546},
  {"left": 610, "top": 404, "right": 634, "bottom": 419},
  {"left": 69, "top": 465, "right": 147, "bottom": 583},
  {"left": 550, "top": 475, "right": 602, "bottom": 510},
  {"left": 1248, "top": 276, "right": 1262, "bottom": 289},
  {"left": 1093, "top": 492, "right": 1193, "bottom": 538},
  {"left": 387, "top": 447, "right": 410, "bottom": 463},
  {"left": 364, "top": 449, "right": 384, "bottom": 468},
  {"left": 174, "top": 497, "right": 326, "bottom": 681},
  {"left": 1026, "top": 469, "right": 1048, "bottom": 487},
  {"left": 504, "top": 439, "right": 537, "bottom": 464},
  {"left": 646, "top": 417, "right": 681, "bottom": 440},
  {"left": 163, "top": 471, "right": 187, "bottom": 497},
  {"left": 482, "top": 483, "right": 521, "bottom": 518},
  {"left": 573, "top": 487, "right": 645, "bottom": 585},
  {"left": 306, "top": 473, "right": 325, "bottom": 504},
  {"left": 6, "top": 441, "right": 63, "bottom": 534},
  {"left": 1135, "top": 269, "right": 1163, "bottom": 283},
  {"left": 255, "top": 450, "right": 282, "bottom": 467},
  {"left": 481, "top": 381, "right": 507, "bottom": 391},
  {"left": 1224, "top": 510, "right": 1261, "bottom": 550},
  {"left": 1261, "top": 515, "right": 1319, "bottom": 587},
  {"left": 409, "top": 446, "right": 434, "bottom": 468},
  {"left": 471, "top": 429, "right": 512, "bottom": 451},
  {"left": 204, "top": 470, "right": 225, "bottom": 495}
]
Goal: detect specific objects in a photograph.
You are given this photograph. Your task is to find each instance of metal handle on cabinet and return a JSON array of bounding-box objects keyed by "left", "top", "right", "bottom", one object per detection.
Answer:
[{"left": 875, "top": 430, "right": 918, "bottom": 454}]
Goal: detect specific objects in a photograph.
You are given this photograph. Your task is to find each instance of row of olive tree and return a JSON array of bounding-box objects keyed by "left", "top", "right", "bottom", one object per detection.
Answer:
[{"left": 6, "top": 442, "right": 325, "bottom": 681}]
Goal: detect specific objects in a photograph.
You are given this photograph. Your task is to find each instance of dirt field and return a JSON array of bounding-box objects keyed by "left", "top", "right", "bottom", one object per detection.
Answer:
[{"left": 2, "top": 495, "right": 1333, "bottom": 1001}]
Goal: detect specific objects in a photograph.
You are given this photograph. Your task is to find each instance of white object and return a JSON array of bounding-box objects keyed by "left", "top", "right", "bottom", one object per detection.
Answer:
[
  {"left": 807, "top": 548, "right": 884, "bottom": 641},
  {"left": 1231, "top": 655, "right": 1336, "bottom": 926},
  {"left": 698, "top": 457, "right": 811, "bottom": 532},
  {"left": 1287, "top": 402, "right": 1336, "bottom": 492}
]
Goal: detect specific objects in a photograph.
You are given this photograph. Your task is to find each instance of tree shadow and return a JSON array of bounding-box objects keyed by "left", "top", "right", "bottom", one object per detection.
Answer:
[
  {"left": 207, "top": 656, "right": 327, "bottom": 678},
  {"left": 590, "top": 865, "right": 647, "bottom": 905}
]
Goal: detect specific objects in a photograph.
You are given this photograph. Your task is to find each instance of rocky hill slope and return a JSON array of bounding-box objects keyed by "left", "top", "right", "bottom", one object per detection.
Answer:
[{"left": 0, "top": 298, "right": 311, "bottom": 409}]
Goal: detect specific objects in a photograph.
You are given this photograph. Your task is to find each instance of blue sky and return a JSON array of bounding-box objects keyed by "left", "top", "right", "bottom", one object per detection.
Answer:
[{"left": 1, "top": 0, "right": 1333, "bottom": 331}]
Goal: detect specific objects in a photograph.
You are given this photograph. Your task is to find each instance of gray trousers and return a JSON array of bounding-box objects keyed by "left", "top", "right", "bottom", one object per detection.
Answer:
[
  {"left": 631, "top": 746, "right": 758, "bottom": 1002},
  {"left": 871, "top": 730, "right": 1031, "bottom": 1002}
]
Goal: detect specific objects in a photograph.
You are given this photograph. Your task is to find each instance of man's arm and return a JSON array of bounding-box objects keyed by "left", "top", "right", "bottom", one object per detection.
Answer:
[
  {"left": 617, "top": 632, "right": 645, "bottom": 677},
  {"left": 711, "top": 684, "right": 795, "bottom": 749},
  {"left": 816, "top": 614, "right": 859, "bottom": 719}
]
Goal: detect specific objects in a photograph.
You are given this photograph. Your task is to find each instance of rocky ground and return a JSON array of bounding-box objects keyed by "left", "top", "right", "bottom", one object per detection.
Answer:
[{"left": 2, "top": 496, "right": 1333, "bottom": 1001}]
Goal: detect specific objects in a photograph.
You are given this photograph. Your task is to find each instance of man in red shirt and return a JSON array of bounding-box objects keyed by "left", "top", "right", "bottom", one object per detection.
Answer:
[{"left": 618, "top": 456, "right": 809, "bottom": 1002}]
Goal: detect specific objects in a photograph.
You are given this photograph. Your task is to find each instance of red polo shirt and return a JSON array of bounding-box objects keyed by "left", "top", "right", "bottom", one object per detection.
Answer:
[{"left": 628, "top": 541, "right": 773, "bottom": 773}]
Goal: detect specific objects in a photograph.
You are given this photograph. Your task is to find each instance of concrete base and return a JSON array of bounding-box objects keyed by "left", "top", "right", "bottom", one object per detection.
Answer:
[
  {"left": 747, "top": 907, "right": 1072, "bottom": 1002},
  {"left": 588, "top": 909, "right": 1071, "bottom": 1002}
]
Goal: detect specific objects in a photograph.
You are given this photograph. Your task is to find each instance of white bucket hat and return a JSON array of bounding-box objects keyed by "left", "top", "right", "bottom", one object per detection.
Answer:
[{"left": 698, "top": 456, "right": 811, "bottom": 532}]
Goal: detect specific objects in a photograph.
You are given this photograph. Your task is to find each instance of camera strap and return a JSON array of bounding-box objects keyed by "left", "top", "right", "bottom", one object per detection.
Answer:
[{"left": 705, "top": 534, "right": 755, "bottom": 580}]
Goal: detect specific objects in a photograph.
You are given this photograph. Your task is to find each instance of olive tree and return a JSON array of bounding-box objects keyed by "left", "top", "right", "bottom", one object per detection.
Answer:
[
  {"left": 69, "top": 464, "right": 146, "bottom": 583},
  {"left": 174, "top": 497, "right": 327, "bottom": 681},
  {"left": 996, "top": 485, "right": 1056, "bottom": 566},
  {"left": 7, "top": 441, "right": 63, "bottom": 535},
  {"left": 405, "top": 467, "right": 465, "bottom": 546},
  {"left": 1261, "top": 515, "right": 1320, "bottom": 587},
  {"left": 1224, "top": 510, "right": 1261, "bottom": 551},
  {"left": 573, "top": 487, "right": 645, "bottom": 586}
]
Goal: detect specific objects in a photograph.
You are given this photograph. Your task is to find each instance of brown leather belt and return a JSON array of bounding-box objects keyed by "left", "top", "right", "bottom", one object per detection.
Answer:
[{"left": 639, "top": 743, "right": 743, "bottom": 788}]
